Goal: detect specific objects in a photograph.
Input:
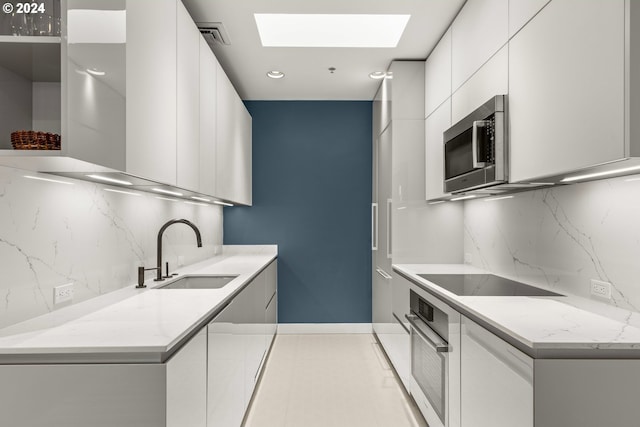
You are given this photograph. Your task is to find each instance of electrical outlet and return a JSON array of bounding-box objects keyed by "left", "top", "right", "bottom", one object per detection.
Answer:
[
  {"left": 464, "top": 253, "right": 473, "bottom": 264},
  {"left": 590, "top": 279, "right": 612, "bottom": 300},
  {"left": 53, "top": 283, "right": 74, "bottom": 305}
]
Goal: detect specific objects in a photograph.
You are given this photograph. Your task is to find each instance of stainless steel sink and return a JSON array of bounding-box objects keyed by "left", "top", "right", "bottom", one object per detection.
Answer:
[{"left": 158, "top": 275, "right": 238, "bottom": 290}]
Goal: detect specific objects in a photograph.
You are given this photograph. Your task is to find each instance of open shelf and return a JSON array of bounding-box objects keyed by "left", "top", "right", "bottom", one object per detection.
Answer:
[{"left": 0, "top": 35, "right": 61, "bottom": 44}]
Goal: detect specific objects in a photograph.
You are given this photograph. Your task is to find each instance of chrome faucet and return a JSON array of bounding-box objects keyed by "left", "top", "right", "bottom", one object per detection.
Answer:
[{"left": 154, "top": 219, "right": 203, "bottom": 282}]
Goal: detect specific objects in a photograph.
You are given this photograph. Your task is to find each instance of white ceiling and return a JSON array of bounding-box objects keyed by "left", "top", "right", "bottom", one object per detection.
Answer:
[{"left": 182, "top": 0, "right": 466, "bottom": 101}]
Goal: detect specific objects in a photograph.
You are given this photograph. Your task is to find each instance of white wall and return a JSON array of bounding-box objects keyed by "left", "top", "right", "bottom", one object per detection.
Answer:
[
  {"left": 464, "top": 174, "right": 640, "bottom": 319},
  {"left": 0, "top": 165, "right": 223, "bottom": 328}
]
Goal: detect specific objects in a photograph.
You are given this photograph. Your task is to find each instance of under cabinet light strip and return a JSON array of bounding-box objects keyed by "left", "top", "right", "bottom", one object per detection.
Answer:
[
  {"left": 156, "top": 196, "right": 180, "bottom": 202},
  {"left": 191, "top": 196, "right": 211, "bottom": 202},
  {"left": 86, "top": 174, "right": 133, "bottom": 186},
  {"left": 428, "top": 201, "right": 446, "bottom": 205},
  {"left": 23, "top": 175, "right": 73, "bottom": 185},
  {"left": 152, "top": 188, "right": 183, "bottom": 197},
  {"left": 104, "top": 188, "right": 140, "bottom": 196},
  {"left": 561, "top": 165, "right": 640, "bottom": 182},
  {"left": 450, "top": 195, "right": 476, "bottom": 201},
  {"left": 213, "top": 201, "right": 234, "bottom": 207}
]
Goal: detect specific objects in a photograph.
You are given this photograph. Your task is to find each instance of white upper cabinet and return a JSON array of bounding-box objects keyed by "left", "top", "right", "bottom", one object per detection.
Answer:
[
  {"left": 508, "top": 0, "right": 551, "bottom": 37},
  {"left": 451, "top": 0, "right": 508, "bottom": 92},
  {"left": 215, "top": 62, "right": 252, "bottom": 205},
  {"left": 126, "top": 0, "right": 178, "bottom": 185},
  {"left": 509, "top": 0, "right": 625, "bottom": 182},
  {"left": 424, "top": 29, "right": 452, "bottom": 118},
  {"left": 451, "top": 45, "right": 508, "bottom": 124},
  {"left": 176, "top": 2, "right": 201, "bottom": 191},
  {"left": 390, "top": 61, "right": 425, "bottom": 120},
  {"left": 425, "top": 98, "right": 451, "bottom": 201},
  {"left": 199, "top": 39, "right": 218, "bottom": 196}
]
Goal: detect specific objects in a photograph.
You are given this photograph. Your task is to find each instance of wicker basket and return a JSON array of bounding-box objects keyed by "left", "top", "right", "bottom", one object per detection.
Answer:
[{"left": 11, "top": 131, "right": 61, "bottom": 150}]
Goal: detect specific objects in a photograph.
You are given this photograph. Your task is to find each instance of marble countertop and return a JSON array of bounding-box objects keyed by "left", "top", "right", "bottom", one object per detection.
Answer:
[
  {"left": 394, "top": 264, "right": 640, "bottom": 358},
  {"left": 0, "top": 245, "right": 277, "bottom": 364}
]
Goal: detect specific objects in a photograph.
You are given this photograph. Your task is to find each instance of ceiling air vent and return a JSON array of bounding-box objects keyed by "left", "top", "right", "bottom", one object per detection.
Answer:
[{"left": 197, "top": 22, "right": 231, "bottom": 45}]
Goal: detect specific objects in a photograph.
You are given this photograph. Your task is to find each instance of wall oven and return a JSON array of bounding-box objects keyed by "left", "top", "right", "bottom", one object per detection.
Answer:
[
  {"left": 443, "top": 95, "right": 507, "bottom": 194},
  {"left": 407, "top": 288, "right": 461, "bottom": 427}
]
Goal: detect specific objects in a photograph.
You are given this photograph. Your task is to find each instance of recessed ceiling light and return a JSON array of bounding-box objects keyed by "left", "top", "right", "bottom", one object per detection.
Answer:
[
  {"left": 152, "top": 188, "right": 183, "bottom": 197},
  {"left": 369, "top": 71, "right": 386, "bottom": 80},
  {"left": 23, "top": 175, "right": 73, "bottom": 185},
  {"left": 254, "top": 14, "right": 411, "bottom": 48},
  {"left": 86, "top": 68, "right": 106, "bottom": 76},
  {"left": 86, "top": 174, "right": 132, "bottom": 185},
  {"left": 561, "top": 165, "right": 640, "bottom": 182},
  {"left": 267, "top": 70, "right": 285, "bottom": 79},
  {"left": 213, "top": 201, "right": 234, "bottom": 207}
]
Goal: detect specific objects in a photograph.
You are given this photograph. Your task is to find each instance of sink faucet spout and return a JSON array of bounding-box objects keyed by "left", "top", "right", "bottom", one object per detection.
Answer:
[{"left": 155, "top": 219, "right": 202, "bottom": 282}]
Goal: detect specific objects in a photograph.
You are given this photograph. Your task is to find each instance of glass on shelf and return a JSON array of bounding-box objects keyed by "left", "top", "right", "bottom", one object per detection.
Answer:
[{"left": 0, "top": 0, "right": 61, "bottom": 37}]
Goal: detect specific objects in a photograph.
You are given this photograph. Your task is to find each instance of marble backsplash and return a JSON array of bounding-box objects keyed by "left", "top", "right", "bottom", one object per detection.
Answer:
[
  {"left": 464, "top": 174, "right": 640, "bottom": 316},
  {"left": 0, "top": 165, "right": 223, "bottom": 328}
]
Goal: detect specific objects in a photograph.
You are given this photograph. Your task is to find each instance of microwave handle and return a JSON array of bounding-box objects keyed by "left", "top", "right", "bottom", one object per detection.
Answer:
[{"left": 472, "top": 120, "right": 490, "bottom": 168}]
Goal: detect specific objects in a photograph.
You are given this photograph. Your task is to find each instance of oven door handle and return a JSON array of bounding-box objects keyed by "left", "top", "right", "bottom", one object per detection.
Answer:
[
  {"left": 406, "top": 314, "right": 449, "bottom": 353},
  {"left": 472, "top": 120, "right": 490, "bottom": 168}
]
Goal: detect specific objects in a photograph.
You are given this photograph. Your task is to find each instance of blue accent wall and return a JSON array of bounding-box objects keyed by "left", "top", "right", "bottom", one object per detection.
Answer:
[{"left": 224, "top": 101, "right": 372, "bottom": 323}]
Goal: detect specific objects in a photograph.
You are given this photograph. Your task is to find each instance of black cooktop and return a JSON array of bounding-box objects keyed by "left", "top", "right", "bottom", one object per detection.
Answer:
[{"left": 417, "top": 274, "right": 563, "bottom": 297}]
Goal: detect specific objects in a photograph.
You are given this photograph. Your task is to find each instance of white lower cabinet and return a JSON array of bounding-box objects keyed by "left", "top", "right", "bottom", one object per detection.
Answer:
[
  {"left": 461, "top": 316, "right": 534, "bottom": 427},
  {"left": 167, "top": 328, "right": 208, "bottom": 427},
  {"left": 207, "top": 261, "right": 277, "bottom": 427},
  {"left": 0, "top": 328, "right": 208, "bottom": 427}
]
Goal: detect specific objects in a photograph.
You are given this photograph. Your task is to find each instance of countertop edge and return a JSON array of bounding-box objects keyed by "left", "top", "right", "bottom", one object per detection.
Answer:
[
  {"left": 393, "top": 265, "right": 640, "bottom": 359},
  {"left": 0, "top": 251, "right": 278, "bottom": 364}
]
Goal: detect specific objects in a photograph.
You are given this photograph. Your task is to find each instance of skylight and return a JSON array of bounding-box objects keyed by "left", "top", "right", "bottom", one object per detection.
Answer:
[{"left": 254, "top": 14, "right": 411, "bottom": 48}]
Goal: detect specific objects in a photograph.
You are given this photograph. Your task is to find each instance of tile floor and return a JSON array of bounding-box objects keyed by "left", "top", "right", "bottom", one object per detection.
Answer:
[{"left": 243, "top": 334, "right": 428, "bottom": 427}]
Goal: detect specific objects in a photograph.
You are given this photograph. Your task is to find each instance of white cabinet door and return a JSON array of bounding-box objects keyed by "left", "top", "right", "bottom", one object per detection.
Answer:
[
  {"left": 508, "top": 0, "right": 551, "bottom": 38},
  {"left": 451, "top": 0, "right": 508, "bottom": 92},
  {"left": 425, "top": 98, "right": 451, "bottom": 200},
  {"left": 389, "top": 61, "right": 425, "bottom": 120},
  {"left": 167, "top": 328, "right": 207, "bottom": 427},
  {"left": 509, "top": 0, "right": 625, "bottom": 182},
  {"left": 451, "top": 45, "right": 508, "bottom": 124},
  {"left": 263, "top": 261, "right": 278, "bottom": 350},
  {"left": 425, "top": 29, "right": 452, "bottom": 118},
  {"left": 176, "top": 2, "right": 200, "bottom": 191},
  {"left": 389, "top": 274, "right": 411, "bottom": 390},
  {"left": 199, "top": 38, "right": 218, "bottom": 196},
  {"left": 126, "top": 0, "right": 177, "bottom": 185},
  {"left": 208, "top": 300, "right": 246, "bottom": 427},
  {"left": 215, "top": 63, "right": 252, "bottom": 205},
  {"left": 461, "top": 317, "right": 533, "bottom": 427},
  {"left": 243, "top": 276, "right": 266, "bottom": 406}
]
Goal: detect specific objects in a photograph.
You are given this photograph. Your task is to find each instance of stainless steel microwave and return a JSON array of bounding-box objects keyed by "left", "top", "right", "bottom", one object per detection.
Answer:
[{"left": 443, "top": 95, "right": 507, "bottom": 193}]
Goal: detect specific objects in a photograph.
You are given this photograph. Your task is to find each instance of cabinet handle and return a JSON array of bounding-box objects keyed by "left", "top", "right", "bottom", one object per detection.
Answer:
[
  {"left": 386, "top": 198, "right": 392, "bottom": 259},
  {"left": 406, "top": 314, "right": 449, "bottom": 353},
  {"left": 471, "top": 120, "right": 490, "bottom": 168},
  {"left": 371, "top": 203, "right": 378, "bottom": 250},
  {"left": 376, "top": 268, "right": 392, "bottom": 280}
]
